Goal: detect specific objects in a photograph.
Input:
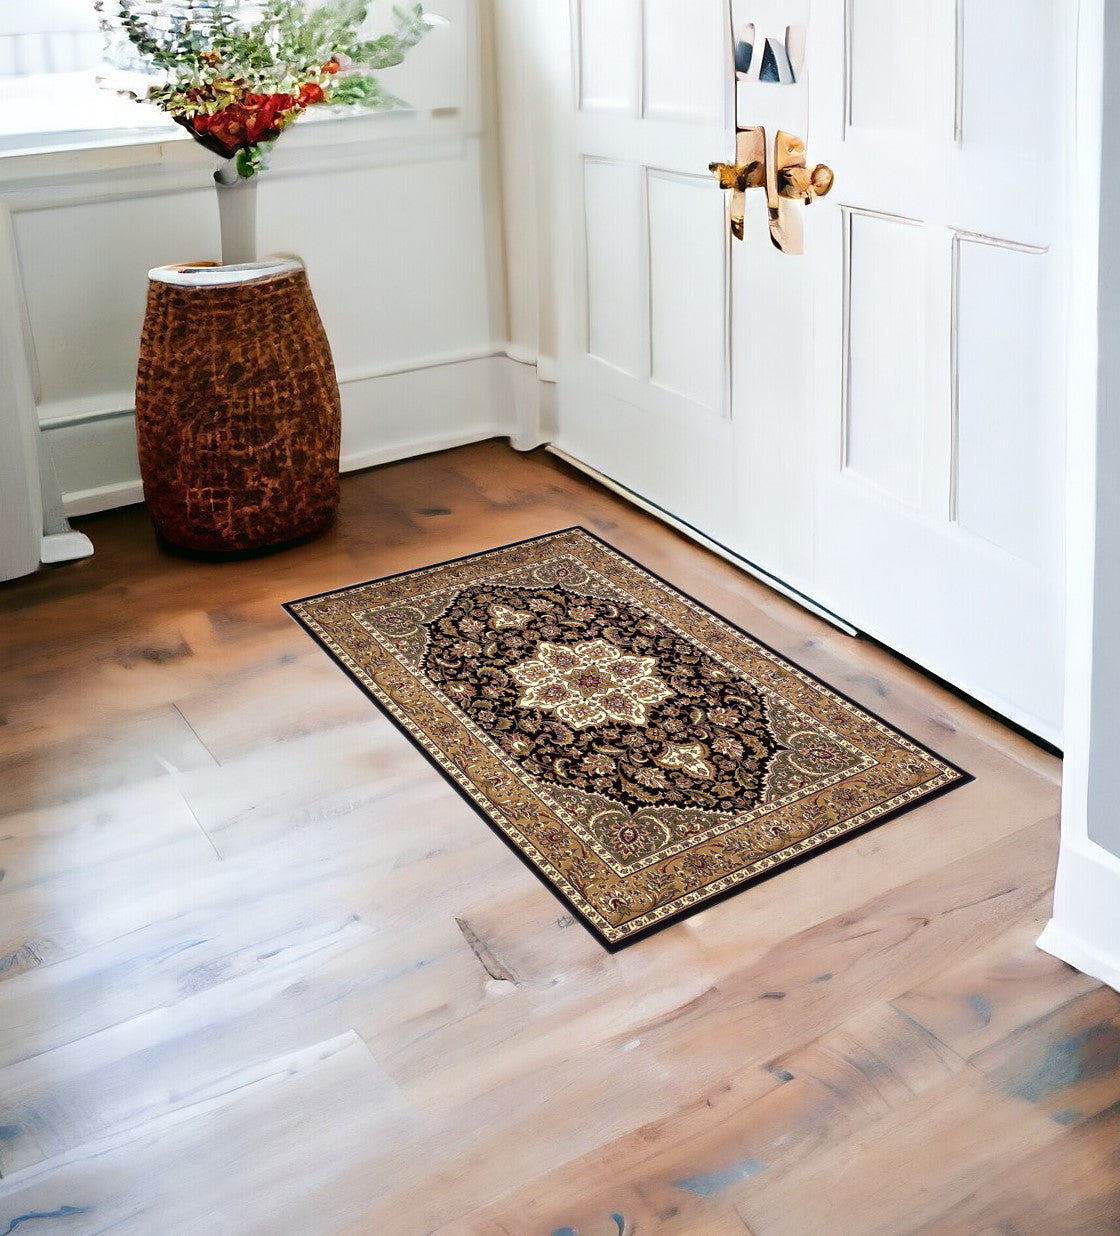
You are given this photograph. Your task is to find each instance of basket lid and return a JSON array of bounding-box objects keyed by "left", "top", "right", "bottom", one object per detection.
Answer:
[{"left": 148, "top": 258, "right": 303, "bottom": 287}]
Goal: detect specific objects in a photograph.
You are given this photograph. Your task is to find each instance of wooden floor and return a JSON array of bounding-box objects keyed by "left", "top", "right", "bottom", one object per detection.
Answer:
[{"left": 0, "top": 441, "right": 1116, "bottom": 1236}]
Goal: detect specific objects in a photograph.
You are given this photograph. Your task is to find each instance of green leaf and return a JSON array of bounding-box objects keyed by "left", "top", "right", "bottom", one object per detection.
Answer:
[{"left": 103, "top": 0, "right": 433, "bottom": 169}]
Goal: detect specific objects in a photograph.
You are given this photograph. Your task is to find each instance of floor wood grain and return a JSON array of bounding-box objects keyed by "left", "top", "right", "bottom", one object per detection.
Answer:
[{"left": 0, "top": 440, "right": 1113, "bottom": 1236}]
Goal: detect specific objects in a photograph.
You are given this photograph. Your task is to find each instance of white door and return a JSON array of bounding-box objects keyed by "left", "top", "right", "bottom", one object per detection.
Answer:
[
  {"left": 555, "top": 0, "right": 737, "bottom": 544},
  {"left": 798, "top": 0, "right": 1070, "bottom": 742},
  {"left": 555, "top": 0, "right": 1071, "bottom": 744}
]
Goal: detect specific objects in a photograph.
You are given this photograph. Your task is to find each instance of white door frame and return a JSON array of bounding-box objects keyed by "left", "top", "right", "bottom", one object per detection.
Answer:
[
  {"left": 1038, "top": 0, "right": 1120, "bottom": 991},
  {"left": 496, "top": 0, "right": 1116, "bottom": 987}
]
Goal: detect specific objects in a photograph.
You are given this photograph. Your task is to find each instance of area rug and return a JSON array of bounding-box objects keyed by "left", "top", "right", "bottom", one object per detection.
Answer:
[{"left": 284, "top": 528, "right": 971, "bottom": 948}]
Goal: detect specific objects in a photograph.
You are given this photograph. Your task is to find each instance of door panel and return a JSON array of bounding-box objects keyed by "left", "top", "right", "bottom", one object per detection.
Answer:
[
  {"left": 954, "top": 236, "right": 1050, "bottom": 565},
  {"left": 583, "top": 159, "right": 646, "bottom": 376},
  {"left": 577, "top": 0, "right": 638, "bottom": 112},
  {"left": 558, "top": 0, "right": 737, "bottom": 542},
  {"left": 843, "top": 211, "right": 926, "bottom": 506},
  {"left": 643, "top": 0, "right": 727, "bottom": 122},
  {"left": 846, "top": 0, "right": 930, "bottom": 134},
  {"left": 647, "top": 169, "right": 728, "bottom": 413},
  {"left": 958, "top": 0, "right": 1055, "bottom": 154},
  {"left": 556, "top": 0, "right": 1071, "bottom": 742},
  {"left": 807, "top": 0, "right": 1070, "bottom": 740}
]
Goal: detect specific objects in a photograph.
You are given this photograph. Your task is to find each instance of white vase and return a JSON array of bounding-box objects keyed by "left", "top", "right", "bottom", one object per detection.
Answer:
[{"left": 213, "top": 160, "right": 258, "bottom": 266}]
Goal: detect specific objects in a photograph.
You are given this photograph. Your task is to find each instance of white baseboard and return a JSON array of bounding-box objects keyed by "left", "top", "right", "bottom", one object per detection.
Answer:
[
  {"left": 54, "top": 352, "right": 542, "bottom": 517},
  {"left": 341, "top": 425, "right": 507, "bottom": 473},
  {"left": 1037, "top": 841, "right": 1120, "bottom": 994},
  {"left": 1037, "top": 920, "right": 1120, "bottom": 993},
  {"left": 40, "top": 529, "right": 95, "bottom": 563},
  {"left": 62, "top": 480, "right": 144, "bottom": 516},
  {"left": 338, "top": 353, "right": 519, "bottom": 470}
]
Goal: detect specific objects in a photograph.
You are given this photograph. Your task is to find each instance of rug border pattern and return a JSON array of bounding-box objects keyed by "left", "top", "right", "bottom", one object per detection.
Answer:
[
  {"left": 347, "top": 558, "right": 879, "bottom": 880},
  {"left": 283, "top": 526, "right": 974, "bottom": 950}
]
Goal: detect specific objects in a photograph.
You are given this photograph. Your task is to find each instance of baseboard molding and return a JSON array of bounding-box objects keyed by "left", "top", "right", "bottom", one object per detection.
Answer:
[
  {"left": 1037, "top": 841, "right": 1120, "bottom": 994},
  {"left": 56, "top": 352, "right": 542, "bottom": 517},
  {"left": 1037, "top": 920, "right": 1120, "bottom": 994},
  {"left": 53, "top": 413, "right": 142, "bottom": 517},
  {"left": 337, "top": 353, "right": 525, "bottom": 475},
  {"left": 65, "top": 479, "right": 145, "bottom": 517},
  {"left": 341, "top": 425, "right": 507, "bottom": 474}
]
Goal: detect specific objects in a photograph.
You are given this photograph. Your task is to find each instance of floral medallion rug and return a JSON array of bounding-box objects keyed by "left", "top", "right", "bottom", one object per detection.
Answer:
[{"left": 284, "top": 528, "right": 972, "bottom": 949}]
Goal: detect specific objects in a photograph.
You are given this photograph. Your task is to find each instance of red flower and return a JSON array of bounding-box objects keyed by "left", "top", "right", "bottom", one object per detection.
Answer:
[{"left": 185, "top": 92, "right": 298, "bottom": 156}]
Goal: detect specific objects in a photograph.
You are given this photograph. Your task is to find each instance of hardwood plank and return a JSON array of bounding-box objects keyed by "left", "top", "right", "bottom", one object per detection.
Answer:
[
  {"left": 730, "top": 987, "right": 1120, "bottom": 1235},
  {"left": 969, "top": 985, "right": 1120, "bottom": 1127},
  {"left": 172, "top": 647, "right": 375, "bottom": 764},
  {"left": 892, "top": 906, "right": 1103, "bottom": 1059},
  {"left": 630, "top": 814, "right": 1059, "bottom": 1087},
  {"left": 454, "top": 840, "right": 1052, "bottom": 1233},
  {"left": 0, "top": 442, "right": 1092, "bottom": 1234},
  {"left": 915, "top": 1102, "right": 1120, "bottom": 1233},
  {"left": 466, "top": 999, "right": 965, "bottom": 1235},
  {"left": 362, "top": 816, "right": 1059, "bottom": 1231},
  {"left": 0, "top": 1032, "right": 411, "bottom": 1236},
  {"left": 0, "top": 916, "right": 395, "bottom": 1175},
  {"left": 728, "top": 1068, "right": 1059, "bottom": 1235},
  {"left": 0, "top": 776, "right": 212, "bottom": 900},
  {"left": 0, "top": 703, "right": 217, "bottom": 817}
]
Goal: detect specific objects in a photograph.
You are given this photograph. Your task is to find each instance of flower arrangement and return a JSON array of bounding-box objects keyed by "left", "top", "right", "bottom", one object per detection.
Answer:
[{"left": 96, "top": 1, "right": 431, "bottom": 178}]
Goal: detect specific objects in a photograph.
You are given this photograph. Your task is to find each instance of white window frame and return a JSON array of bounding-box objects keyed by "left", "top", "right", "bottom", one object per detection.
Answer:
[{"left": 0, "top": 0, "right": 469, "bottom": 173}]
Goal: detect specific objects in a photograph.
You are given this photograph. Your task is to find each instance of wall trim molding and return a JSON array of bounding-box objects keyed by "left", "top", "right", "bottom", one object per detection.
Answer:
[
  {"left": 59, "top": 426, "right": 520, "bottom": 516},
  {"left": 64, "top": 479, "right": 146, "bottom": 517},
  {"left": 40, "top": 404, "right": 135, "bottom": 431},
  {"left": 41, "top": 342, "right": 543, "bottom": 431},
  {"left": 340, "top": 425, "right": 509, "bottom": 475},
  {"left": 1038, "top": 922, "right": 1120, "bottom": 994},
  {"left": 1040, "top": 0, "right": 1120, "bottom": 993},
  {"left": 2, "top": 129, "right": 475, "bottom": 214},
  {"left": 337, "top": 344, "right": 508, "bottom": 387},
  {"left": 1038, "top": 840, "right": 1120, "bottom": 995},
  {"left": 55, "top": 352, "right": 549, "bottom": 516}
]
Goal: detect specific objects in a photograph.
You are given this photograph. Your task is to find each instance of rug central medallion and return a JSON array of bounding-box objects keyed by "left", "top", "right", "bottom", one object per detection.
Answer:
[
  {"left": 285, "top": 528, "right": 971, "bottom": 949},
  {"left": 508, "top": 638, "right": 672, "bottom": 729}
]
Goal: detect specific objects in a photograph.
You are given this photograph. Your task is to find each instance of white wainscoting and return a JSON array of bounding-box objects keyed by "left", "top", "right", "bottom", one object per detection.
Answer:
[
  {"left": 46, "top": 352, "right": 532, "bottom": 516},
  {"left": 0, "top": 0, "right": 547, "bottom": 519}
]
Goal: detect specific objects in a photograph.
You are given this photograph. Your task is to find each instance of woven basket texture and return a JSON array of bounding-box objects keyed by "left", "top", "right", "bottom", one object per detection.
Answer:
[{"left": 135, "top": 268, "right": 341, "bottom": 553}]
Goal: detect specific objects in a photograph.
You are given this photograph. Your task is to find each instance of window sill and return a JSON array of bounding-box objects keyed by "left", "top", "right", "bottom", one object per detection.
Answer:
[{"left": 0, "top": 104, "right": 473, "bottom": 199}]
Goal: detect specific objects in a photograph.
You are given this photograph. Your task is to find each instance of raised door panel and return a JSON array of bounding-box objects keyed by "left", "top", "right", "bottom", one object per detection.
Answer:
[
  {"left": 647, "top": 169, "right": 728, "bottom": 417},
  {"left": 957, "top": 0, "right": 1055, "bottom": 153},
  {"left": 577, "top": 0, "right": 640, "bottom": 113},
  {"left": 583, "top": 158, "right": 648, "bottom": 378},
  {"left": 845, "top": 0, "right": 931, "bottom": 135},
  {"left": 842, "top": 210, "right": 926, "bottom": 506},
  {"left": 953, "top": 235, "right": 1053, "bottom": 566},
  {"left": 643, "top": 0, "right": 727, "bottom": 124},
  {"left": 953, "top": 0, "right": 1062, "bottom": 240}
]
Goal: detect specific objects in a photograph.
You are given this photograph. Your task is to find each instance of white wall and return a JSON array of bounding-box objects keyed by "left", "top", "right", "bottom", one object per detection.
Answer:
[
  {"left": 1037, "top": 0, "right": 1120, "bottom": 993},
  {"left": 1083, "top": 10, "right": 1120, "bottom": 861},
  {"left": 485, "top": 0, "right": 569, "bottom": 448},
  {"left": 0, "top": 202, "right": 43, "bottom": 580},
  {"left": 0, "top": 0, "right": 539, "bottom": 518}
]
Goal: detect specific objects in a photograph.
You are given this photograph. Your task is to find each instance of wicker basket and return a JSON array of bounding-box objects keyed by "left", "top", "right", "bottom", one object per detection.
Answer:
[{"left": 135, "top": 259, "right": 341, "bottom": 554}]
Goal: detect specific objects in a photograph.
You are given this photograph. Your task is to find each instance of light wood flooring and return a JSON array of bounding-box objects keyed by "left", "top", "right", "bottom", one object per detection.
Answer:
[{"left": 0, "top": 441, "right": 1116, "bottom": 1235}]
